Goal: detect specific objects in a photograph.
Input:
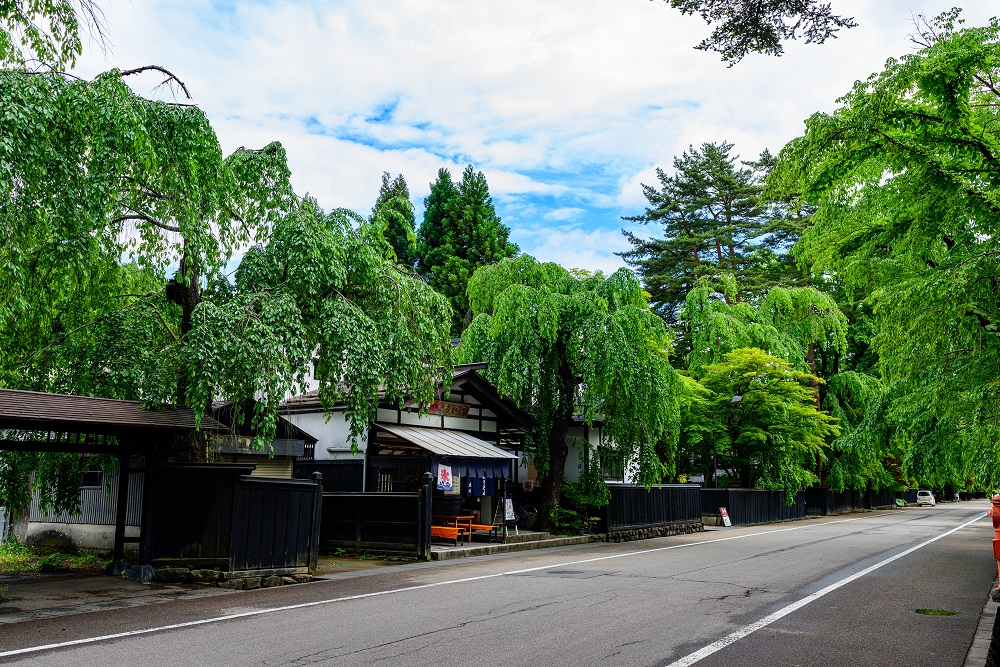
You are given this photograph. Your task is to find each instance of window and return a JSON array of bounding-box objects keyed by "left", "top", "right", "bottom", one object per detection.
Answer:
[{"left": 81, "top": 467, "right": 104, "bottom": 489}]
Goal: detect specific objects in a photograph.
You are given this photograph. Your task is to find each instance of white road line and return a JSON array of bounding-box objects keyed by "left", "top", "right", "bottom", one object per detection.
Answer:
[
  {"left": 663, "top": 512, "right": 988, "bottom": 667},
  {"left": 0, "top": 510, "right": 970, "bottom": 659}
]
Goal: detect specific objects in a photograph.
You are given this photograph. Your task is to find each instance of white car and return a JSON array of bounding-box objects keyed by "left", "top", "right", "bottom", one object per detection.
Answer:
[{"left": 916, "top": 490, "right": 936, "bottom": 506}]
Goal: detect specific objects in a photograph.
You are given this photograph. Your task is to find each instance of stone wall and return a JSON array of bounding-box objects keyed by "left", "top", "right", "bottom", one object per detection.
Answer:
[{"left": 602, "top": 521, "right": 704, "bottom": 543}]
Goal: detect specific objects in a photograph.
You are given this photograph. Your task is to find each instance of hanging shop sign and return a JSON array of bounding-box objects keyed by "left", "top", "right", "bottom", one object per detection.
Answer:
[{"left": 437, "top": 464, "right": 453, "bottom": 492}]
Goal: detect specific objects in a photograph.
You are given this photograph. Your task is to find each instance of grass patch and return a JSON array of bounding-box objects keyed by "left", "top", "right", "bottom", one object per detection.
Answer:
[
  {"left": 0, "top": 537, "right": 34, "bottom": 573},
  {"left": 0, "top": 538, "right": 109, "bottom": 574},
  {"left": 915, "top": 608, "right": 957, "bottom": 616}
]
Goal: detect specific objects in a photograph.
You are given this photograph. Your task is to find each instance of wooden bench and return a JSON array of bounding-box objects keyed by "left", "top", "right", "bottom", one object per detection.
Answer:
[
  {"left": 430, "top": 525, "right": 465, "bottom": 545},
  {"left": 468, "top": 523, "right": 499, "bottom": 542}
]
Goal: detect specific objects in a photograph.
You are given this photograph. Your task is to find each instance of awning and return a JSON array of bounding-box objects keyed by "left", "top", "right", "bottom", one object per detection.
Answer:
[{"left": 374, "top": 423, "right": 517, "bottom": 478}]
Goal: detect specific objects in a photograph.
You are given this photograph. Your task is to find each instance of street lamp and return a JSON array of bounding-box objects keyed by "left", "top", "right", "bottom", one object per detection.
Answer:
[{"left": 713, "top": 394, "right": 744, "bottom": 489}]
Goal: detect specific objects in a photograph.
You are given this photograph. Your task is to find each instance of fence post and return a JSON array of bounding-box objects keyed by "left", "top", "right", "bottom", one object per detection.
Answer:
[
  {"left": 419, "top": 472, "right": 433, "bottom": 561},
  {"left": 309, "top": 472, "right": 323, "bottom": 573}
]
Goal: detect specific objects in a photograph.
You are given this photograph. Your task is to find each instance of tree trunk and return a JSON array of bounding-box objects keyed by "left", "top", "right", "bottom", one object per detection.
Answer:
[
  {"left": 537, "top": 340, "right": 576, "bottom": 531},
  {"left": 166, "top": 250, "right": 208, "bottom": 461},
  {"left": 806, "top": 342, "right": 824, "bottom": 484}
]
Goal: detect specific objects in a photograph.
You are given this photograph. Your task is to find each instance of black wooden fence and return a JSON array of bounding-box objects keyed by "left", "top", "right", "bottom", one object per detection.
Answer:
[
  {"left": 804, "top": 488, "right": 864, "bottom": 515},
  {"left": 701, "top": 488, "right": 806, "bottom": 525},
  {"left": 294, "top": 460, "right": 364, "bottom": 492},
  {"left": 601, "top": 483, "right": 701, "bottom": 532},
  {"left": 320, "top": 473, "right": 434, "bottom": 559},
  {"left": 144, "top": 464, "right": 322, "bottom": 574}
]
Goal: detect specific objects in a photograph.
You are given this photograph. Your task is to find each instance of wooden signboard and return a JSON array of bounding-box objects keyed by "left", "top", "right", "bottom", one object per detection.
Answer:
[{"left": 428, "top": 400, "right": 470, "bottom": 419}]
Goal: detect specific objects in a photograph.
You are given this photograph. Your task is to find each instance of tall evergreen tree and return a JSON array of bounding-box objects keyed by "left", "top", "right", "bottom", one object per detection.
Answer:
[
  {"left": 417, "top": 165, "right": 517, "bottom": 333},
  {"left": 371, "top": 172, "right": 417, "bottom": 268},
  {"left": 621, "top": 142, "right": 783, "bottom": 326}
]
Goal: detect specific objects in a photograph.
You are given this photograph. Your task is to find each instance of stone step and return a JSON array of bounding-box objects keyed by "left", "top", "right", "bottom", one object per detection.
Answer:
[{"left": 430, "top": 534, "right": 594, "bottom": 561}]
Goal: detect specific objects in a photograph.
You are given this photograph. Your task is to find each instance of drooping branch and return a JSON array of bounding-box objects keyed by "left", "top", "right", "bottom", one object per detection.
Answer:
[
  {"left": 119, "top": 65, "right": 192, "bottom": 99},
  {"left": 112, "top": 212, "right": 181, "bottom": 234}
]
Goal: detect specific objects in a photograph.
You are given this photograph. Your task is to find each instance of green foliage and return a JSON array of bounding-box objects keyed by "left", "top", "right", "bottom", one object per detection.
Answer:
[
  {"left": 371, "top": 172, "right": 418, "bottom": 268},
  {"left": 547, "top": 503, "right": 582, "bottom": 535},
  {"left": 458, "top": 255, "right": 681, "bottom": 523},
  {"left": 787, "top": 10, "right": 1000, "bottom": 490},
  {"left": 36, "top": 552, "right": 69, "bottom": 572},
  {"left": 0, "top": 0, "right": 104, "bottom": 68},
  {"left": 0, "top": 68, "right": 454, "bottom": 511},
  {"left": 699, "top": 348, "right": 839, "bottom": 494},
  {"left": 417, "top": 165, "right": 517, "bottom": 333},
  {"left": 682, "top": 277, "right": 846, "bottom": 378},
  {"left": 563, "top": 441, "right": 611, "bottom": 509},
  {"left": 0, "top": 536, "right": 32, "bottom": 572},
  {"left": 664, "top": 0, "right": 857, "bottom": 64}
]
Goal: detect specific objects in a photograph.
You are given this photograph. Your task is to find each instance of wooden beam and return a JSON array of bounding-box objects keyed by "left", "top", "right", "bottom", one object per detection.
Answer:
[
  {"left": 0, "top": 440, "right": 124, "bottom": 454},
  {"left": 112, "top": 454, "right": 131, "bottom": 564}
]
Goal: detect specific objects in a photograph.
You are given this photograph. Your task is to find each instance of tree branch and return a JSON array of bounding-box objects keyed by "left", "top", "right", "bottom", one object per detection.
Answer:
[
  {"left": 119, "top": 65, "right": 192, "bottom": 100},
  {"left": 112, "top": 213, "right": 181, "bottom": 233}
]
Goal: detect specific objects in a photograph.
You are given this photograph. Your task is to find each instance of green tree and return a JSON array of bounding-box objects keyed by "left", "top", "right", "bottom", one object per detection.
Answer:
[
  {"left": 0, "top": 68, "right": 453, "bottom": 515},
  {"left": 418, "top": 165, "right": 517, "bottom": 333},
  {"left": 371, "top": 172, "right": 418, "bottom": 268},
  {"left": 621, "top": 142, "right": 789, "bottom": 325},
  {"left": 682, "top": 277, "right": 847, "bottom": 380},
  {"left": 456, "top": 255, "right": 681, "bottom": 526},
  {"left": 0, "top": 0, "right": 105, "bottom": 68},
  {"left": 788, "top": 10, "right": 1000, "bottom": 490},
  {"left": 664, "top": 0, "right": 857, "bottom": 64},
  {"left": 700, "top": 348, "right": 839, "bottom": 493}
]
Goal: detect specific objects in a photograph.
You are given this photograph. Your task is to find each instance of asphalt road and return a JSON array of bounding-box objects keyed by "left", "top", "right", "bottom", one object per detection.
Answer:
[{"left": 1, "top": 502, "right": 994, "bottom": 666}]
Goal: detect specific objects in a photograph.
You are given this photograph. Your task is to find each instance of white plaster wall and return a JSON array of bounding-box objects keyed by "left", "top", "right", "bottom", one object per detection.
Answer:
[{"left": 283, "top": 411, "right": 368, "bottom": 461}]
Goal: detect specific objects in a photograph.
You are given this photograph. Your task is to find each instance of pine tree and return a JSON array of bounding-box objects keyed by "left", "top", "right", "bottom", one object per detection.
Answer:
[
  {"left": 371, "top": 172, "right": 417, "bottom": 268},
  {"left": 620, "top": 142, "right": 774, "bottom": 325}
]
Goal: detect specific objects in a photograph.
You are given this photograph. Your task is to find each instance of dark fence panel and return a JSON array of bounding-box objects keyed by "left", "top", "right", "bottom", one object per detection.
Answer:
[
  {"left": 898, "top": 489, "right": 919, "bottom": 504},
  {"left": 804, "top": 488, "right": 864, "bottom": 515},
  {"left": 230, "top": 476, "right": 322, "bottom": 571},
  {"left": 146, "top": 464, "right": 322, "bottom": 572},
  {"left": 321, "top": 493, "right": 421, "bottom": 554},
  {"left": 603, "top": 484, "right": 701, "bottom": 532},
  {"left": 146, "top": 464, "right": 246, "bottom": 566},
  {"left": 866, "top": 490, "right": 897, "bottom": 508},
  {"left": 294, "top": 461, "right": 364, "bottom": 492},
  {"left": 701, "top": 489, "right": 805, "bottom": 525}
]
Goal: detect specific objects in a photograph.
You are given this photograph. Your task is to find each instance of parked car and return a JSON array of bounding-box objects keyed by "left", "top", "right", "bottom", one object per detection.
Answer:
[{"left": 916, "top": 490, "right": 936, "bottom": 507}]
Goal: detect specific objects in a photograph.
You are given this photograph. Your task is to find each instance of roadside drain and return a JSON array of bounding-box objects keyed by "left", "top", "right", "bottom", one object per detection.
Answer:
[{"left": 914, "top": 608, "right": 957, "bottom": 616}]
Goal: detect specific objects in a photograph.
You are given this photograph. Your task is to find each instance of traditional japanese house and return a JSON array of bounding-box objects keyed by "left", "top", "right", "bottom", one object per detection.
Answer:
[{"left": 281, "top": 363, "right": 533, "bottom": 523}]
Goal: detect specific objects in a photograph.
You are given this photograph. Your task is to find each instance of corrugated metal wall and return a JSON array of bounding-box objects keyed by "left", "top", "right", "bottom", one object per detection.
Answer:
[
  {"left": 236, "top": 456, "right": 292, "bottom": 479},
  {"left": 28, "top": 456, "right": 143, "bottom": 527}
]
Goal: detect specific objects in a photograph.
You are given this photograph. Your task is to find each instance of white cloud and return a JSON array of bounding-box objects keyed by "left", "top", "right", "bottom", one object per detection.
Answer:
[
  {"left": 73, "top": 0, "right": 1000, "bottom": 269},
  {"left": 514, "top": 224, "right": 631, "bottom": 274}
]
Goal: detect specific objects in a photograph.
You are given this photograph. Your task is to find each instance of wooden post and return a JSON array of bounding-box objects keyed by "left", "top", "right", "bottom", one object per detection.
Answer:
[
  {"left": 112, "top": 452, "right": 131, "bottom": 564},
  {"left": 309, "top": 472, "right": 323, "bottom": 573},
  {"left": 419, "top": 472, "right": 433, "bottom": 561}
]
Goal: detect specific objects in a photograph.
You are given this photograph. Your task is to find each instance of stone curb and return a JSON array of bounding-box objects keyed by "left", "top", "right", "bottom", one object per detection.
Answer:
[
  {"left": 430, "top": 534, "right": 596, "bottom": 560},
  {"left": 965, "top": 579, "right": 999, "bottom": 667}
]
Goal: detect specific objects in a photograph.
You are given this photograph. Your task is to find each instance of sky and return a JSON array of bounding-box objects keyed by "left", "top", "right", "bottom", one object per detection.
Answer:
[{"left": 74, "top": 1, "right": 999, "bottom": 274}]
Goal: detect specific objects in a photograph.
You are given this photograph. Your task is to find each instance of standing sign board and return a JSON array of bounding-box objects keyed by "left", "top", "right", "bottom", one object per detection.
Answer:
[{"left": 719, "top": 507, "right": 732, "bottom": 527}]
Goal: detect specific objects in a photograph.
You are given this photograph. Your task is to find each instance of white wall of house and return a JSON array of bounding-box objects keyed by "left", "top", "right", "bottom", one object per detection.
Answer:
[
  {"left": 563, "top": 425, "right": 603, "bottom": 482},
  {"left": 283, "top": 411, "right": 366, "bottom": 461}
]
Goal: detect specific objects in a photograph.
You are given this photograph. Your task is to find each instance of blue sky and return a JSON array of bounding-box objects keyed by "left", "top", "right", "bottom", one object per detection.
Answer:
[{"left": 76, "top": 1, "right": 998, "bottom": 273}]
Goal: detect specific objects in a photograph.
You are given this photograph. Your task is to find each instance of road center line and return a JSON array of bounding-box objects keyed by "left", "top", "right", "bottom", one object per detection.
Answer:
[
  {"left": 663, "top": 512, "right": 988, "bottom": 667},
  {"left": 0, "top": 510, "right": 973, "bottom": 659}
]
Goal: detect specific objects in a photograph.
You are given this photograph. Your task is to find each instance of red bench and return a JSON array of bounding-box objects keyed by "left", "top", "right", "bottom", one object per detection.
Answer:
[
  {"left": 430, "top": 525, "right": 465, "bottom": 545},
  {"left": 468, "top": 523, "right": 499, "bottom": 542}
]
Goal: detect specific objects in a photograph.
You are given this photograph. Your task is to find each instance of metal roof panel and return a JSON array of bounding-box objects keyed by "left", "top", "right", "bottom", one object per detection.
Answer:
[{"left": 375, "top": 423, "right": 518, "bottom": 459}]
